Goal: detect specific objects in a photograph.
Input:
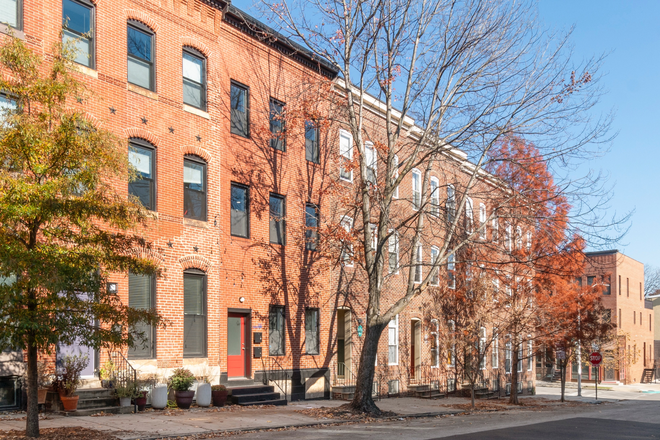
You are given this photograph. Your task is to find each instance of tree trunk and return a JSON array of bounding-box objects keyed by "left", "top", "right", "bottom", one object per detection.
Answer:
[
  {"left": 470, "top": 384, "right": 475, "bottom": 409},
  {"left": 25, "top": 335, "right": 39, "bottom": 438},
  {"left": 509, "top": 346, "right": 519, "bottom": 404},
  {"left": 349, "top": 322, "right": 384, "bottom": 415}
]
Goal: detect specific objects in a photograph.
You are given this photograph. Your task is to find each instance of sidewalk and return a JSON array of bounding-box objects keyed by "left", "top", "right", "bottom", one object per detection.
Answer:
[{"left": 0, "top": 397, "right": 464, "bottom": 440}]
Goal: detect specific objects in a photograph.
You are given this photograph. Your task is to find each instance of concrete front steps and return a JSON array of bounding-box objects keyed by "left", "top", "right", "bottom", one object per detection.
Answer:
[
  {"left": 50, "top": 388, "right": 132, "bottom": 416},
  {"left": 228, "top": 385, "right": 287, "bottom": 406},
  {"left": 409, "top": 384, "right": 446, "bottom": 399}
]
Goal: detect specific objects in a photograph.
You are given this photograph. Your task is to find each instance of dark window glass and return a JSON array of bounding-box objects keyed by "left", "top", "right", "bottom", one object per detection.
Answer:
[
  {"left": 305, "top": 204, "right": 319, "bottom": 251},
  {"left": 183, "top": 48, "right": 206, "bottom": 110},
  {"left": 183, "top": 157, "right": 206, "bottom": 221},
  {"left": 62, "top": 0, "right": 93, "bottom": 67},
  {"left": 0, "top": 0, "right": 20, "bottom": 29},
  {"left": 587, "top": 276, "right": 595, "bottom": 286},
  {"left": 269, "top": 306, "right": 285, "bottom": 356},
  {"left": 128, "top": 273, "right": 155, "bottom": 359},
  {"left": 183, "top": 270, "right": 206, "bottom": 357},
  {"left": 305, "top": 120, "right": 319, "bottom": 163},
  {"left": 269, "top": 194, "right": 285, "bottom": 245},
  {"left": 128, "top": 141, "right": 155, "bottom": 210},
  {"left": 230, "top": 183, "right": 249, "bottom": 237},
  {"left": 230, "top": 82, "right": 249, "bottom": 137},
  {"left": 269, "top": 99, "right": 285, "bottom": 151},
  {"left": 127, "top": 23, "right": 154, "bottom": 90},
  {"left": 305, "top": 308, "right": 319, "bottom": 354}
]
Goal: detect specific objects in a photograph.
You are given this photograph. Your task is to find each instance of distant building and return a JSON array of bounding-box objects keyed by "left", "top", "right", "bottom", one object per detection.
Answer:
[{"left": 647, "top": 291, "right": 660, "bottom": 371}]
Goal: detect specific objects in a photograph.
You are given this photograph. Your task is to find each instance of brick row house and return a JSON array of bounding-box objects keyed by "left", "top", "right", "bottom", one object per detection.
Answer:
[{"left": 0, "top": 0, "right": 537, "bottom": 407}]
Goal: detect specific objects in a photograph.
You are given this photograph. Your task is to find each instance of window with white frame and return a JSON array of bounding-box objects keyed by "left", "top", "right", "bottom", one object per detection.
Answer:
[
  {"left": 430, "top": 177, "right": 440, "bottom": 216},
  {"left": 492, "top": 216, "right": 499, "bottom": 242},
  {"left": 340, "top": 216, "right": 353, "bottom": 266},
  {"left": 527, "top": 337, "right": 533, "bottom": 371},
  {"left": 369, "top": 223, "right": 377, "bottom": 254},
  {"left": 505, "top": 224, "right": 512, "bottom": 251},
  {"left": 479, "top": 327, "right": 487, "bottom": 369},
  {"left": 479, "top": 203, "right": 487, "bottom": 239},
  {"left": 388, "top": 230, "right": 399, "bottom": 274},
  {"left": 430, "top": 319, "right": 439, "bottom": 368},
  {"left": 411, "top": 169, "right": 421, "bottom": 210},
  {"left": 365, "top": 141, "right": 376, "bottom": 183},
  {"left": 388, "top": 315, "right": 399, "bottom": 365},
  {"left": 492, "top": 334, "right": 499, "bottom": 369},
  {"left": 430, "top": 246, "right": 439, "bottom": 286},
  {"left": 392, "top": 154, "right": 399, "bottom": 199},
  {"left": 339, "top": 129, "right": 353, "bottom": 182},
  {"left": 465, "top": 197, "right": 473, "bottom": 233},
  {"left": 414, "top": 244, "right": 422, "bottom": 283},
  {"left": 447, "top": 185, "right": 456, "bottom": 223},
  {"left": 516, "top": 226, "right": 522, "bottom": 250},
  {"left": 517, "top": 337, "right": 523, "bottom": 372},
  {"left": 526, "top": 231, "right": 532, "bottom": 252},
  {"left": 447, "top": 320, "right": 456, "bottom": 366},
  {"left": 447, "top": 253, "right": 456, "bottom": 289},
  {"left": 505, "top": 336, "right": 512, "bottom": 374}
]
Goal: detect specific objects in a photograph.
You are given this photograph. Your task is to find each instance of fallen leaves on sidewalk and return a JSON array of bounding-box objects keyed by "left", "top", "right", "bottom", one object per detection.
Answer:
[
  {"left": 295, "top": 404, "right": 397, "bottom": 421},
  {"left": 147, "top": 404, "right": 277, "bottom": 416},
  {"left": 0, "top": 428, "right": 118, "bottom": 440}
]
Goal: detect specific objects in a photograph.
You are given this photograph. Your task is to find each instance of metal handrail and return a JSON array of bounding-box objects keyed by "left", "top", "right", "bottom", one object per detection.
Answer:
[
  {"left": 107, "top": 350, "right": 137, "bottom": 388},
  {"left": 261, "top": 356, "right": 290, "bottom": 401}
]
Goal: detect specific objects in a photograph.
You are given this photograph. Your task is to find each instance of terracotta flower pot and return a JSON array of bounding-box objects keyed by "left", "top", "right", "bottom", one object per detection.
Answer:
[
  {"left": 37, "top": 388, "right": 48, "bottom": 405},
  {"left": 211, "top": 390, "right": 228, "bottom": 407},
  {"left": 60, "top": 395, "right": 79, "bottom": 412},
  {"left": 174, "top": 390, "right": 195, "bottom": 409}
]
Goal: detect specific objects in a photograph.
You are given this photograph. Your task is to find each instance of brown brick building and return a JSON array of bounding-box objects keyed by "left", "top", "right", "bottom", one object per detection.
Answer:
[{"left": 0, "top": 0, "right": 536, "bottom": 407}]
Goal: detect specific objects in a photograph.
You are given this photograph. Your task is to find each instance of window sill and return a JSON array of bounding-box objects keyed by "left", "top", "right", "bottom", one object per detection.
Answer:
[
  {"left": 183, "top": 104, "right": 210, "bottom": 119},
  {"left": 145, "top": 210, "right": 159, "bottom": 220},
  {"left": 71, "top": 63, "right": 98, "bottom": 79},
  {"left": 184, "top": 217, "right": 209, "bottom": 229},
  {"left": 0, "top": 23, "right": 24, "bottom": 39},
  {"left": 128, "top": 83, "right": 158, "bottom": 100}
]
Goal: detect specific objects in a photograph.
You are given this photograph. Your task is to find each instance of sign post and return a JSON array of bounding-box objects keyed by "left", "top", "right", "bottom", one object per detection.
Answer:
[{"left": 590, "top": 351, "right": 602, "bottom": 401}]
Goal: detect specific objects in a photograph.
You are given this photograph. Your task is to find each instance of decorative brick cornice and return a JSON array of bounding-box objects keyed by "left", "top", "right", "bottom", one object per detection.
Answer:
[
  {"left": 125, "top": 9, "right": 160, "bottom": 33},
  {"left": 181, "top": 37, "right": 212, "bottom": 58},
  {"left": 179, "top": 254, "right": 212, "bottom": 272},
  {"left": 124, "top": 127, "right": 161, "bottom": 147},
  {"left": 180, "top": 144, "right": 213, "bottom": 163}
]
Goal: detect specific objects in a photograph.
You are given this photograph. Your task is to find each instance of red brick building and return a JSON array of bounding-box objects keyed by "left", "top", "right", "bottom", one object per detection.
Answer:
[{"left": 0, "top": 0, "right": 536, "bottom": 406}]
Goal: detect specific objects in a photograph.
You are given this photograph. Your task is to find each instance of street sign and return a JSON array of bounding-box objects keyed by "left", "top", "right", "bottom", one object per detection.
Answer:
[{"left": 590, "top": 351, "right": 602, "bottom": 365}]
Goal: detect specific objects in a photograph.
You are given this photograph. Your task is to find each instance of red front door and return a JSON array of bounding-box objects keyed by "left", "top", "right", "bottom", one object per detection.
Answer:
[{"left": 227, "top": 314, "right": 245, "bottom": 377}]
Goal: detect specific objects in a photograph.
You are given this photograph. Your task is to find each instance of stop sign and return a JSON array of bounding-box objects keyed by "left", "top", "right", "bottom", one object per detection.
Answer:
[{"left": 590, "top": 352, "right": 602, "bottom": 365}]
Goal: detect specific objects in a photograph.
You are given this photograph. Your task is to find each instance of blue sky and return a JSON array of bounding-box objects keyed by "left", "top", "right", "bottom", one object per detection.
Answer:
[
  {"left": 234, "top": 0, "right": 659, "bottom": 268},
  {"left": 537, "top": 1, "right": 660, "bottom": 268}
]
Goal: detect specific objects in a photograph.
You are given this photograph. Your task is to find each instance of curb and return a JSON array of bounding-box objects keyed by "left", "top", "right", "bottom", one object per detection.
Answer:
[{"left": 118, "top": 410, "right": 461, "bottom": 440}]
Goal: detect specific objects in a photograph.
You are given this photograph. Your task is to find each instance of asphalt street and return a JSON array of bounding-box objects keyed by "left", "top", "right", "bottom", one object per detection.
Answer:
[{"left": 228, "top": 398, "right": 660, "bottom": 440}]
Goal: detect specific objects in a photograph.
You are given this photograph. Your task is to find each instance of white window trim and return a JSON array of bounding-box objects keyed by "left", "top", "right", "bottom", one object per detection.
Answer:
[
  {"left": 430, "top": 246, "right": 440, "bottom": 286},
  {"left": 339, "top": 129, "right": 353, "bottom": 182},
  {"left": 505, "top": 336, "right": 512, "bottom": 374},
  {"left": 526, "top": 231, "right": 532, "bottom": 251},
  {"left": 411, "top": 168, "right": 421, "bottom": 211},
  {"left": 447, "top": 253, "right": 456, "bottom": 289},
  {"left": 492, "top": 216, "right": 499, "bottom": 242},
  {"left": 465, "top": 197, "right": 473, "bottom": 233},
  {"left": 365, "top": 141, "right": 377, "bottom": 180},
  {"left": 516, "top": 226, "right": 522, "bottom": 250},
  {"left": 388, "top": 229, "right": 399, "bottom": 275},
  {"left": 430, "top": 176, "right": 439, "bottom": 216},
  {"left": 447, "top": 320, "right": 456, "bottom": 367},
  {"left": 388, "top": 315, "right": 399, "bottom": 365},
  {"left": 479, "top": 203, "right": 487, "bottom": 240},
  {"left": 505, "top": 223, "right": 512, "bottom": 251},
  {"left": 392, "top": 154, "right": 399, "bottom": 199},
  {"left": 414, "top": 243, "right": 423, "bottom": 284},
  {"left": 431, "top": 319, "right": 439, "bottom": 368},
  {"left": 527, "top": 336, "right": 533, "bottom": 371},
  {"left": 369, "top": 223, "right": 377, "bottom": 255},
  {"left": 479, "top": 327, "right": 487, "bottom": 370},
  {"left": 341, "top": 215, "right": 353, "bottom": 267},
  {"left": 447, "top": 184, "right": 455, "bottom": 222}
]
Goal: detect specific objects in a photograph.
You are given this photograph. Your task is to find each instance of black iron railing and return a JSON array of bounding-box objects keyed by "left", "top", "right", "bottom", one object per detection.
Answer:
[
  {"left": 261, "top": 356, "right": 290, "bottom": 401},
  {"left": 107, "top": 350, "right": 137, "bottom": 388}
]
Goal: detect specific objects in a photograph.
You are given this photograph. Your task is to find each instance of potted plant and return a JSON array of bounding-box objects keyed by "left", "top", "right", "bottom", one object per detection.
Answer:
[
  {"left": 115, "top": 382, "right": 137, "bottom": 407},
  {"left": 53, "top": 354, "right": 88, "bottom": 412},
  {"left": 36, "top": 361, "right": 51, "bottom": 405},
  {"left": 133, "top": 378, "right": 152, "bottom": 411},
  {"left": 99, "top": 360, "right": 117, "bottom": 389},
  {"left": 169, "top": 368, "right": 195, "bottom": 409},
  {"left": 211, "top": 385, "right": 228, "bottom": 407}
]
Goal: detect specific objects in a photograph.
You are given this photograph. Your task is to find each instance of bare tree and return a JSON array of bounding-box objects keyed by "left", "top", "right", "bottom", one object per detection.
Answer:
[
  {"left": 644, "top": 265, "right": 660, "bottom": 297},
  {"left": 259, "top": 0, "right": 618, "bottom": 413}
]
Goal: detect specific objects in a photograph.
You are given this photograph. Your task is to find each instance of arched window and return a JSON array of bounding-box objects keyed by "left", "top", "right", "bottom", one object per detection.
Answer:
[
  {"left": 183, "top": 46, "right": 207, "bottom": 110},
  {"left": 128, "top": 138, "right": 156, "bottom": 211},
  {"left": 184, "top": 155, "right": 207, "bottom": 221}
]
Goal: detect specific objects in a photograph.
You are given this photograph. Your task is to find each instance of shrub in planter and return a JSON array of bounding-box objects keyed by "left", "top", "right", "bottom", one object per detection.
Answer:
[
  {"left": 99, "top": 360, "right": 117, "bottom": 389},
  {"left": 211, "top": 384, "right": 228, "bottom": 407},
  {"left": 134, "top": 390, "right": 148, "bottom": 411},
  {"left": 169, "top": 368, "right": 195, "bottom": 409},
  {"left": 115, "top": 382, "right": 138, "bottom": 407},
  {"left": 52, "top": 354, "right": 88, "bottom": 411}
]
